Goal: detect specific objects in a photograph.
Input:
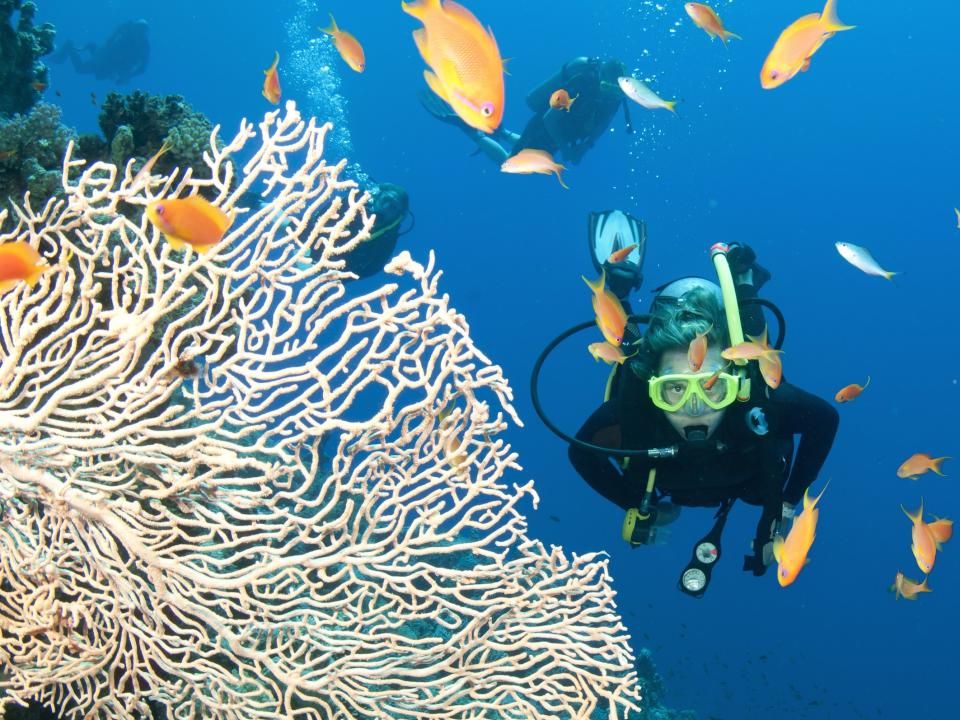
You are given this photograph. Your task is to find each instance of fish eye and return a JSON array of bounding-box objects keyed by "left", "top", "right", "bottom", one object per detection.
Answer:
[
  {"left": 480, "top": 102, "right": 495, "bottom": 117},
  {"left": 769, "top": 70, "right": 779, "bottom": 79},
  {"left": 156, "top": 205, "right": 165, "bottom": 215}
]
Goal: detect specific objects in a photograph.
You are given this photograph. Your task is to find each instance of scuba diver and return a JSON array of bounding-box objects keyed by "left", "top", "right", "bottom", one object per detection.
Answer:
[
  {"left": 531, "top": 210, "right": 839, "bottom": 597},
  {"left": 341, "top": 182, "right": 413, "bottom": 280},
  {"left": 420, "top": 56, "right": 634, "bottom": 166},
  {"left": 52, "top": 19, "right": 150, "bottom": 84}
]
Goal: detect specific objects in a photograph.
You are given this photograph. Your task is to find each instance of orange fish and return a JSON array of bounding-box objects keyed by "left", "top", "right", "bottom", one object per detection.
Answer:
[
  {"left": 146, "top": 196, "right": 233, "bottom": 254},
  {"left": 320, "top": 14, "right": 366, "bottom": 73},
  {"left": 773, "top": 481, "right": 828, "bottom": 587},
  {"left": 721, "top": 340, "right": 766, "bottom": 362},
  {"left": 687, "top": 324, "right": 712, "bottom": 372},
  {"left": 607, "top": 243, "right": 639, "bottom": 264},
  {"left": 890, "top": 572, "right": 932, "bottom": 601},
  {"left": 702, "top": 365, "right": 727, "bottom": 391},
  {"left": 588, "top": 341, "right": 632, "bottom": 365},
  {"left": 760, "top": 0, "right": 854, "bottom": 89},
  {"left": 0, "top": 241, "right": 50, "bottom": 294},
  {"left": 902, "top": 499, "right": 952, "bottom": 573},
  {"left": 402, "top": 0, "right": 505, "bottom": 134},
  {"left": 684, "top": 3, "right": 742, "bottom": 45},
  {"left": 721, "top": 328, "right": 783, "bottom": 388},
  {"left": 549, "top": 89, "right": 577, "bottom": 112},
  {"left": 31, "top": 81, "right": 47, "bottom": 92},
  {"left": 835, "top": 376, "right": 870, "bottom": 403},
  {"left": 262, "top": 52, "right": 281, "bottom": 104},
  {"left": 897, "top": 453, "right": 950, "bottom": 480},
  {"left": 582, "top": 270, "right": 629, "bottom": 347},
  {"left": 501, "top": 149, "right": 568, "bottom": 189}
]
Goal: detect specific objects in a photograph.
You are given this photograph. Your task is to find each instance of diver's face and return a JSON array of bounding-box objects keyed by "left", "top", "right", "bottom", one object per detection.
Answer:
[{"left": 657, "top": 347, "right": 727, "bottom": 440}]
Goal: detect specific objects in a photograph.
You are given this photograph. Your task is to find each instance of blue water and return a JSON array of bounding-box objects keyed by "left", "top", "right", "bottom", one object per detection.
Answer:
[{"left": 41, "top": 1, "right": 960, "bottom": 717}]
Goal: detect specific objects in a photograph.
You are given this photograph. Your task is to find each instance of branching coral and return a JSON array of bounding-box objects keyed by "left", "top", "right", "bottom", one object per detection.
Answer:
[{"left": 0, "top": 102, "right": 643, "bottom": 720}]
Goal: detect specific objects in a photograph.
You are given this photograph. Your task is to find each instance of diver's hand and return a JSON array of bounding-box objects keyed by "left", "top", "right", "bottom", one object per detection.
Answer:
[{"left": 727, "top": 243, "right": 771, "bottom": 290}]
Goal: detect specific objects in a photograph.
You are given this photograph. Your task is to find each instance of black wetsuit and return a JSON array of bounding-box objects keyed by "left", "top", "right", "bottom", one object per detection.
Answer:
[
  {"left": 568, "top": 285, "right": 839, "bottom": 571},
  {"left": 515, "top": 57, "right": 633, "bottom": 165}
]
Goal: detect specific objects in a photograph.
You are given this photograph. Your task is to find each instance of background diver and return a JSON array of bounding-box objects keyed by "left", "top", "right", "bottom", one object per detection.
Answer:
[
  {"left": 421, "top": 56, "right": 635, "bottom": 166},
  {"left": 534, "top": 210, "right": 839, "bottom": 597},
  {"left": 52, "top": 19, "right": 150, "bottom": 84}
]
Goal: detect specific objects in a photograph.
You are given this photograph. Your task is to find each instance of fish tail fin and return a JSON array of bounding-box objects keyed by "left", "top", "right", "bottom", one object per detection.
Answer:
[
  {"left": 930, "top": 457, "right": 951, "bottom": 476},
  {"left": 555, "top": 167, "right": 569, "bottom": 190},
  {"left": 883, "top": 270, "right": 900, "bottom": 282},
  {"left": 664, "top": 100, "right": 678, "bottom": 115},
  {"left": 582, "top": 272, "right": 604, "bottom": 294},
  {"left": 862, "top": 375, "right": 871, "bottom": 390},
  {"left": 401, "top": 0, "right": 441, "bottom": 20},
  {"left": 26, "top": 265, "right": 50, "bottom": 287},
  {"left": 805, "top": 478, "right": 830, "bottom": 511},
  {"left": 722, "top": 30, "right": 743, "bottom": 44},
  {"left": 902, "top": 499, "right": 923, "bottom": 525},
  {"left": 265, "top": 51, "right": 279, "bottom": 74},
  {"left": 820, "top": 0, "right": 856, "bottom": 31},
  {"left": 918, "top": 576, "right": 932, "bottom": 594},
  {"left": 320, "top": 13, "right": 338, "bottom": 35}
]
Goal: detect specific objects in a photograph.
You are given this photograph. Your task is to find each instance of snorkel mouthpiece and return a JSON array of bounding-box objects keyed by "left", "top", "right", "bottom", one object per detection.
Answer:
[{"left": 684, "top": 425, "right": 709, "bottom": 442}]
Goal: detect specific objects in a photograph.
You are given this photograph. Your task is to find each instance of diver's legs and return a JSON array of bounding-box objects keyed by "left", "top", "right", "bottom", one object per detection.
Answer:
[{"left": 418, "top": 91, "right": 513, "bottom": 166}]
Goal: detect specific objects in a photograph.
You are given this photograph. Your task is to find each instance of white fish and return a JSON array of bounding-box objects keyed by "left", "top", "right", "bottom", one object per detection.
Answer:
[
  {"left": 617, "top": 76, "right": 677, "bottom": 113},
  {"left": 835, "top": 242, "right": 898, "bottom": 281}
]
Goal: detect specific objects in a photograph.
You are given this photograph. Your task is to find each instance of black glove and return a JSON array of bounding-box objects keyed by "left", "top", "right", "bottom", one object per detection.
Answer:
[{"left": 726, "top": 243, "right": 771, "bottom": 291}]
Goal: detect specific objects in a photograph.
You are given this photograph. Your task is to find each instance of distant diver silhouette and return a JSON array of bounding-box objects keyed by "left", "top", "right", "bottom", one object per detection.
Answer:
[{"left": 52, "top": 19, "right": 150, "bottom": 84}]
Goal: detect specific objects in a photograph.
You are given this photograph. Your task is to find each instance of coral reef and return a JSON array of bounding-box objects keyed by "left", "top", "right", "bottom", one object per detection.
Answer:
[
  {"left": 0, "top": 0, "right": 55, "bottom": 116},
  {"left": 95, "top": 89, "right": 219, "bottom": 173},
  {"left": 0, "top": 91, "right": 219, "bottom": 231},
  {"left": 0, "top": 101, "right": 73, "bottom": 207}
]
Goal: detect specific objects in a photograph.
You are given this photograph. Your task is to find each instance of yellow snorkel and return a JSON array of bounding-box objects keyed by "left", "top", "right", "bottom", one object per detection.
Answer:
[{"left": 710, "top": 243, "right": 751, "bottom": 402}]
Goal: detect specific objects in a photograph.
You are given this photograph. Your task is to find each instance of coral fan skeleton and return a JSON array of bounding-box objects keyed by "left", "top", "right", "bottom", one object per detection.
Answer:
[{"left": 0, "top": 102, "right": 641, "bottom": 719}]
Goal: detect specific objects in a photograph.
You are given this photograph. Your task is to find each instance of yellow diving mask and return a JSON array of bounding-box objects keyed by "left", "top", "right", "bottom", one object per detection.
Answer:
[{"left": 648, "top": 370, "right": 740, "bottom": 413}]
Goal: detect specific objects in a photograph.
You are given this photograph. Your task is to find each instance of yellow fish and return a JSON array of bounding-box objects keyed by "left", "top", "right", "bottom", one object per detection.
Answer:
[
  {"left": 773, "top": 481, "right": 829, "bottom": 587},
  {"left": 902, "top": 499, "right": 952, "bottom": 574},
  {"left": 890, "top": 572, "right": 932, "bottom": 601},
  {"left": 320, "top": 14, "right": 366, "bottom": 73},
  {"left": 588, "top": 341, "right": 632, "bottom": 365},
  {"left": 402, "top": 0, "right": 505, "bottom": 134},
  {"left": 760, "top": 0, "right": 854, "bottom": 89},
  {"left": 685, "top": 3, "right": 742, "bottom": 46},
  {"left": 146, "top": 196, "right": 233, "bottom": 254},
  {"left": 582, "top": 270, "right": 629, "bottom": 346},
  {"left": 500, "top": 149, "right": 568, "bottom": 189},
  {"left": 262, "top": 52, "right": 281, "bottom": 104},
  {"left": 0, "top": 241, "right": 50, "bottom": 294}
]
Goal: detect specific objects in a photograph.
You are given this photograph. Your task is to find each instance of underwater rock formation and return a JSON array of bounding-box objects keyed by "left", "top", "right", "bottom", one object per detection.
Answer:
[
  {"left": 0, "top": 0, "right": 55, "bottom": 117},
  {"left": 0, "top": 102, "right": 643, "bottom": 719}
]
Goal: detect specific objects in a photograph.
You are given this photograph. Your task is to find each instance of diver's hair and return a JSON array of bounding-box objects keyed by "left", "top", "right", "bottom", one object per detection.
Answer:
[{"left": 628, "top": 286, "right": 728, "bottom": 380}]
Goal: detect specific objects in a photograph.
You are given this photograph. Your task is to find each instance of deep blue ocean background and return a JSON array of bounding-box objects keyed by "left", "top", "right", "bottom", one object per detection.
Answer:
[{"left": 40, "top": 1, "right": 959, "bottom": 717}]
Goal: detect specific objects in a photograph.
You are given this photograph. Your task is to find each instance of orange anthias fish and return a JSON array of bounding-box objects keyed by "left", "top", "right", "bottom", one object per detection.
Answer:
[
  {"left": 684, "top": 3, "right": 742, "bottom": 45},
  {"left": 897, "top": 453, "right": 950, "bottom": 480},
  {"left": 773, "top": 481, "right": 829, "bottom": 587},
  {"left": 320, "top": 14, "right": 365, "bottom": 73},
  {"left": 687, "top": 325, "right": 712, "bottom": 372},
  {"left": 501, "top": 149, "right": 568, "bottom": 189},
  {"left": 760, "top": 0, "right": 854, "bottom": 90},
  {"left": 262, "top": 52, "right": 281, "bottom": 104},
  {"left": 549, "top": 89, "right": 577, "bottom": 112},
  {"left": 835, "top": 376, "right": 870, "bottom": 403},
  {"left": 607, "top": 243, "right": 639, "bottom": 264},
  {"left": 582, "top": 270, "right": 629, "bottom": 347},
  {"left": 890, "top": 572, "right": 932, "bottom": 601},
  {"left": 0, "top": 241, "right": 50, "bottom": 294},
  {"left": 902, "top": 499, "right": 953, "bottom": 573},
  {"left": 588, "top": 341, "right": 632, "bottom": 365},
  {"left": 722, "top": 328, "right": 783, "bottom": 388},
  {"left": 132, "top": 140, "right": 172, "bottom": 188},
  {"left": 146, "top": 196, "right": 233, "bottom": 254},
  {"left": 402, "top": 0, "right": 505, "bottom": 134}
]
